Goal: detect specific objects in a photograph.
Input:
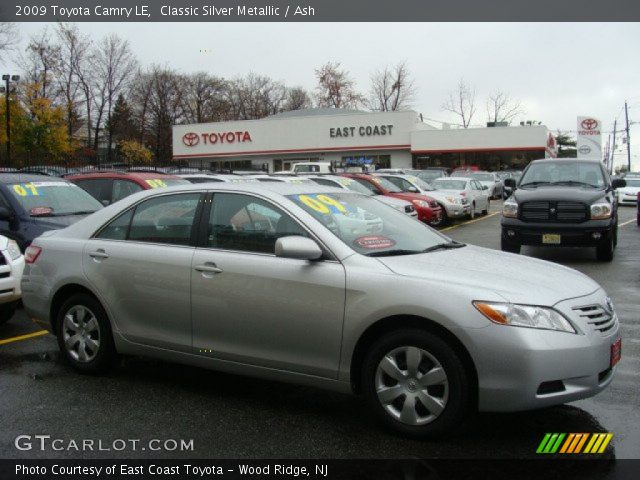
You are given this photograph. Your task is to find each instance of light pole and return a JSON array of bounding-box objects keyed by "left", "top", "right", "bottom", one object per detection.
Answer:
[{"left": 1, "top": 75, "right": 20, "bottom": 168}]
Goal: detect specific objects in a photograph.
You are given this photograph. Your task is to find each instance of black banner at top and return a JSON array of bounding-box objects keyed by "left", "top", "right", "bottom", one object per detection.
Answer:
[{"left": 1, "top": 0, "right": 640, "bottom": 22}]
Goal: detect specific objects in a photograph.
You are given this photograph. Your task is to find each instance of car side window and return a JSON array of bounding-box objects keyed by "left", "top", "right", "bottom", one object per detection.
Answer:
[
  {"left": 96, "top": 209, "right": 134, "bottom": 240},
  {"left": 112, "top": 180, "right": 144, "bottom": 203},
  {"left": 127, "top": 193, "right": 201, "bottom": 246},
  {"left": 311, "top": 178, "right": 337, "bottom": 188},
  {"left": 74, "top": 179, "right": 113, "bottom": 204},
  {"left": 207, "top": 193, "right": 308, "bottom": 254},
  {"left": 353, "top": 179, "right": 382, "bottom": 194}
]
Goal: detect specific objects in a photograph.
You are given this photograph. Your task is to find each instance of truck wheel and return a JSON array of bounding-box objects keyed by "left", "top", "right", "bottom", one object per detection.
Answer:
[
  {"left": 0, "top": 301, "right": 18, "bottom": 325},
  {"left": 596, "top": 236, "right": 614, "bottom": 262},
  {"left": 56, "top": 293, "right": 116, "bottom": 374},
  {"left": 361, "top": 329, "right": 473, "bottom": 439},
  {"left": 501, "top": 236, "right": 521, "bottom": 254}
]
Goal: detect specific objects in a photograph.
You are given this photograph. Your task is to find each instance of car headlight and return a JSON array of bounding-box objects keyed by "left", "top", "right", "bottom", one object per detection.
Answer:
[
  {"left": 502, "top": 200, "right": 518, "bottom": 218},
  {"left": 590, "top": 202, "right": 612, "bottom": 220},
  {"left": 473, "top": 301, "right": 576, "bottom": 333},
  {"left": 412, "top": 199, "right": 430, "bottom": 208},
  {"left": 6, "top": 240, "right": 22, "bottom": 260}
]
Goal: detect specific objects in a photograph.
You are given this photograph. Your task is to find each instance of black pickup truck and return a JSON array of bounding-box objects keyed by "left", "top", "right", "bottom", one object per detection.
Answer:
[{"left": 500, "top": 158, "right": 626, "bottom": 261}]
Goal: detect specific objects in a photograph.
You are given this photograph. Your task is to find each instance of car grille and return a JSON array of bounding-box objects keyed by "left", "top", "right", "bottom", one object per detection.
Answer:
[
  {"left": 404, "top": 205, "right": 416, "bottom": 214},
  {"left": 572, "top": 304, "right": 617, "bottom": 335},
  {"left": 520, "top": 201, "right": 588, "bottom": 223}
]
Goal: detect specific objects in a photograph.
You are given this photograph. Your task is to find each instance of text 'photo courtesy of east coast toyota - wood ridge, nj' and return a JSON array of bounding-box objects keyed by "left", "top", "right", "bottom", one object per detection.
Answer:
[{"left": 0, "top": 1, "right": 640, "bottom": 479}]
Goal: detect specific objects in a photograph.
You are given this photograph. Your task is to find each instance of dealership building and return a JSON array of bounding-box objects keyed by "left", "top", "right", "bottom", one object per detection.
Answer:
[{"left": 173, "top": 109, "right": 557, "bottom": 172}]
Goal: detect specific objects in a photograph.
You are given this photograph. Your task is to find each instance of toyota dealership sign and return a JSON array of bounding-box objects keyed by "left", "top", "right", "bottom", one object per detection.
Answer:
[{"left": 576, "top": 116, "right": 602, "bottom": 160}]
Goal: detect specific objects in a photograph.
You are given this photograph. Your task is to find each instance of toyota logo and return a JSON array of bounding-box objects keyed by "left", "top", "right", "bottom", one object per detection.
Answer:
[
  {"left": 581, "top": 118, "right": 598, "bottom": 130},
  {"left": 182, "top": 132, "right": 200, "bottom": 147}
]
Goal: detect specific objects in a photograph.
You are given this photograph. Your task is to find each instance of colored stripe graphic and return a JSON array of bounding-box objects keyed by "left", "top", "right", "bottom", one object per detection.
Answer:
[
  {"left": 537, "top": 433, "right": 565, "bottom": 453},
  {"left": 538, "top": 433, "right": 612, "bottom": 454}
]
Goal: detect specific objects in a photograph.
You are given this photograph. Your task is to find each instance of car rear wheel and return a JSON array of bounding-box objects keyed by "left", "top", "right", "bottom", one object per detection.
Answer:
[
  {"left": 361, "top": 329, "right": 472, "bottom": 438},
  {"left": 56, "top": 293, "right": 115, "bottom": 374},
  {"left": 501, "top": 235, "right": 521, "bottom": 254},
  {"left": 596, "top": 236, "right": 614, "bottom": 262}
]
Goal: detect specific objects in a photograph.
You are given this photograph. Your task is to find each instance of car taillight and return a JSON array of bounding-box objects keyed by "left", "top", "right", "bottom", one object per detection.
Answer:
[
  {"left": 459, "top": 192, "right": 466, "bottom": 196},
  {"left": 25, "top": 246, "right": 42, "bottom": 264}
]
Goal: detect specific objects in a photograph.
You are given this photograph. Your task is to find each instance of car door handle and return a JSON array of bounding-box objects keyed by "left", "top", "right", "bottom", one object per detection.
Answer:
[
  {"left": 89, "top": 250, "right": 109, "bottom": 260},
  {"left": 194, "top": 263, "right": 223, "bottom": 274}
]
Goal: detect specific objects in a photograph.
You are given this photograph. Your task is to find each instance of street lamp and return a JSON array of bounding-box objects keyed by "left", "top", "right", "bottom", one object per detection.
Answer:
[{"left": 1, "top": 74, "right": 20, "bottom": 168}]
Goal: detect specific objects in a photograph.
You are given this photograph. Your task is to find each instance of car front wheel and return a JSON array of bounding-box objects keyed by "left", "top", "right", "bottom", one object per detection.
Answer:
[
  {"left": 361, "top": 329, "right": 473, "bottom": 438},
  {"left": 56, "top": 293, "right": 115, "bottom": 374}
]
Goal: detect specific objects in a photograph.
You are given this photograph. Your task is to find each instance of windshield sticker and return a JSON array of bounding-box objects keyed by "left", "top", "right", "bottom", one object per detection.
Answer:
[
  {"left": 354, "top": 235, "right": 396, "bottom": 250},
  {"left": 12, "top": 183, "right": 40, "bottom": 196},
  {"left": 297, "top": 194, "right": 348, "bottom": 215},
  {"left": 338, "top": 178, "right": 353, "bottom": 186},
  {"left": 145, "top": 179, "right": 169, "bottom": 188},
  {"left": 29, "top": 206, "right": 53, "bottom": 216}
]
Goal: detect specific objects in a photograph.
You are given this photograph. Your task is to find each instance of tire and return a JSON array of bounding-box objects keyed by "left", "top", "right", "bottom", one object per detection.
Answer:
[
  {"left": 56, "top": 293, "right": 116, "bottom": 374},
  {"left": 501, "top": 235, "right": 521, "bottom": 254},
  {"left": 613, "top": 224, "right": 618, "bottom": 247},
  {"left": 0, "top": 301, "right": 18, "bottom": 325},
  {"left": 481, "top": 200, "right": 489, "bottom": 216},
  {"left": 361, "top": 328, "right": 473, "bottom": 439},
  {"left": 596, "top": 235, "right": 614, "bottom": 262}
]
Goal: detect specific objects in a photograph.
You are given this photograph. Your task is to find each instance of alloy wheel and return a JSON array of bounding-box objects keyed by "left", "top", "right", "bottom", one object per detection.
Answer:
[
  {"left": 375, "top": 346, "right": 449, "bottom": 425},
  {"left": 62, "top": 305, "right": 101, "bottom": 363}
]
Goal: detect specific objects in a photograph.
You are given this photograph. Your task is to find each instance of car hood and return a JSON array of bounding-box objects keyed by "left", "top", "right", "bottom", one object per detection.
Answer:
[
  {"left": 376, "top": 244, "right": 600, "bottom": 306},
  {"left": 513, "top": 186, "right": 608, "bottom": 204},
  {"left": 375, "top": 195, "right": 411, "bottom": 208},
  {"left": 28, "top": 214, "right": 90, "bottom": 229},
  {"left": 388, "top": 192, "right": 434, "bottom": 202},
  {"left": 420, "top": 190, "right": 460, "bottom": 203}
]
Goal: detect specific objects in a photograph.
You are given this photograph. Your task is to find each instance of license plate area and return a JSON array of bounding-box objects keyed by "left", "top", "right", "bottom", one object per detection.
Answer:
[
  {"left": 542, "top": 234, "right": 561, "bottom": 244},
  {"left": 611, "top": 338, "right": 622, "bottom": 368}
]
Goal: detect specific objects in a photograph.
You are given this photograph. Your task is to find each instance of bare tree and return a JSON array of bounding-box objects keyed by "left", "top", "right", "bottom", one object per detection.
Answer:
[
  {"left": 283, "top": 87, "right": 312, "bottom": 111},
  {"left": 314, "top": 62, "right": 364, "bottom": 109},
  {"left": 90, "top": 34, "right": 137, "bottom": 157},
  {"left": 441, "top": 79, "right": 477, "bottom": 128},
  {"left": 129, "top": 69, "right": 155, "bottom": 144},
  {"left": 485, "top": 91, "right": 524, "bottom": 124},
  {"left": 0, "top": 22, "right": 19, "bottom": 63},
  {"left": 368, "top": 62, "right": 416, "bottom": 111},
  {"left": 17, "top": 29, "right": 61, "bottom": 102},
  {"left": 225, "top": 73, "right": 287, "bottom": 120},
  {"left": 181, "top": 72, "right": 228, "bottom": 124}
]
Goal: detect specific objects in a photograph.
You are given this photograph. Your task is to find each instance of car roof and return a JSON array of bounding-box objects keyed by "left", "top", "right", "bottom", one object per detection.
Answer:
[
  {"left": 67, "top": 171, "right": 181, "bottom": 180},
  {"left": 433, "top": 176, "right": 472, "bottom": 182},
  {"left": 530, "top": 157, "right": 603, "bottom": 164},
  {"left": 0, "top": 173, "right": 69, "bottom": 184}
]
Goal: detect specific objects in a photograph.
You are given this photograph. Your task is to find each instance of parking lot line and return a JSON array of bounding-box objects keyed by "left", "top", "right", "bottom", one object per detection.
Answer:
[
  {"left": 619, "top": 218, "right": 636, "bottom": 227},
  {"left": 0, "top": 330, "right": 48, "bottom": 346},
  {"left": 440, "top": 212, "right": 500, "bottom": 232}
]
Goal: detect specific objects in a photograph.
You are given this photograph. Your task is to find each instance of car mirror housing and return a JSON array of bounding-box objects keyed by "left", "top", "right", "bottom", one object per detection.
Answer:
[
  {"left": 611, "top": 178, "right": 626, "bottom": 189},
  {"left": 482, "top": 185, "right": 489, "bottom": 190},
  {"left": 275, "top": 236, "right": 323, "bottom": 261},
  {"left": 407, "top": 187, "right": 419, "bottom": 193},
  {"left": 504, "top": 178, "right": 517, "bottom": 188}
]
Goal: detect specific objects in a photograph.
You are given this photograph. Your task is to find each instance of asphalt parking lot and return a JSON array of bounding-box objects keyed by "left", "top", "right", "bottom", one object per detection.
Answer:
[{"left": 1, "top": 201, "right": 638, "bottom": 460}]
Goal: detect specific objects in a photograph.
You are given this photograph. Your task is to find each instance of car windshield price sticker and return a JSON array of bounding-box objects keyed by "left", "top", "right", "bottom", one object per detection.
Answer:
[
  {"left": 354, "top": 235, "right": 396, "bottom": 249},
  {"left": 297, "top": 194, "right": 348, "bottom": 215},
  {"left": 146, "top": 179, "right": 169, "bottom": 188},
  {"left": 12, "top": 183, "right": 40, "bottom": 196}
]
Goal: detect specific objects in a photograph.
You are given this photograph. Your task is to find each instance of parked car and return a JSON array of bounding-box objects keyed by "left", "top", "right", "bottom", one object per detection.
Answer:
[
  {"left": 67, "top": 171, "right": 189, "bottom": 206},
  {"left": 501, "top": 158, "right": 626, "bottom": 261},
  {"left": 431, "top": 177, "right": 490, "bottom": 218},
  {"left": 0, "top": 235, "right": 25, "bottom": 324},
  {"left": 0, "top": 174, "right": 103, "bottom": 251},
  {"left": 452, "top": 171, "right": 502, "bottom": 199},
  {"left": 376, "top": 168, "right": 448, "bottom": 183},
  {"left": 248, "top": 175, "right": 316, "bottom": 185},
  {"left": 499, "top": 171, "right": 523, "bottom": 199},
  {"left": 19, "top": 165, "right": 72, "bottom": 177},
  {"left": 375, "top": 173, "right": 470, "bottom": 224},
  {"left": 616, "top": 176, "right": 640, "bottom": 205},
  {"left": 177, "top": 173, "right": 257, "bottom": 184},
  {"left": 341, "top": 173, "right": 443, "bottom": 226},
  {"left": 22, "top": 182, "right": 620, "bottom": 438},
  {"left": 303, "top": 174, "right": 417, "bottom": 217}
]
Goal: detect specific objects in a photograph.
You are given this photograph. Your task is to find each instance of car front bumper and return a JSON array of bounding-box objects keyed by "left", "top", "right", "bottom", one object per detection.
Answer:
[
  {"left": 618, "top": 194, "right": 638, "bottom": 205},
  {"left": 0, "top": 252, "right": 25, "bottom": 304},
  {"left": 462, "top": 290, "right": 620, "bottom": 412},
  {"left": 443, "top": 203, "right": 471, "bottom": 218},
  {"left": 501, "top": 217, "right": 614, "bottom": 246}
]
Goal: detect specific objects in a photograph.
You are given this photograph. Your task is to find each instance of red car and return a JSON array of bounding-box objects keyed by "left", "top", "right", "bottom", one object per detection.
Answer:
[
  {"left": 340, "top": 173, "right": 443, "bottom": 226},
  {"left": 67, "top": 171, "right": 189, "bottom": 206}
]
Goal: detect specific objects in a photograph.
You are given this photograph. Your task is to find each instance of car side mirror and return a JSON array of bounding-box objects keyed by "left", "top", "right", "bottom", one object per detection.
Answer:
[
  {"left": 504, "top": 178, "right": 516, "bottom": 188},
  {"left": 275, "top": 236, "right": 323, "bottom": 261},
  {"left": 611, "top": 178, "right": 626, "bottom": 189},
  {"left": 101, "top": 199, "right": 111, "bottom": 207},
  {"left": 482, "top": 185, "right": 489, "bottom": 190},
  {"left": 0, "top": 206, "right": 14, "bottom": 221},
  {"left": 407, "top": 187, "right": 419, "bottom": 193}
]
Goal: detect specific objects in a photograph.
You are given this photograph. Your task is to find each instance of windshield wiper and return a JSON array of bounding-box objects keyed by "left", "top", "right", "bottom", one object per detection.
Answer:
[
  {"left": 549, "top": 181, "right": 599, "bottom": 188},
  {"left": 421, "top": 242, "right": 467, "bottom": 253},
  {"left": 519, "top": 181, "right": 550, "bottom": 187},
  {"left": 67, "top": 210, "right": 99, "bottom": 215},
  {"left": 364, "top": 249, "right": 423, "bottom": 257}
]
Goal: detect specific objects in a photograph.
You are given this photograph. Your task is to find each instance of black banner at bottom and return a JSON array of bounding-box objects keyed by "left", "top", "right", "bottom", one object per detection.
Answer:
[{"left": 2, "top": 459, "right": 640, "bottom": 480}]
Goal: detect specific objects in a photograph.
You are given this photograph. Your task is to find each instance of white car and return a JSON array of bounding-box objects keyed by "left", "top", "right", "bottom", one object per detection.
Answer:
[
  {"left": 303, "top": 175, "right": 418, "bottom": 218},
  {"left": 0, "top": 236, "right": 25, "bottom": 324},
  {"left": 375, "top": 174, "right": 470, "bottom": 223},
  {"left": 617, "top": 176, "right": 640, "bottom": 205},
  {"left": 177, "top": 173, "right": 258, "bottom": 184},
  {"left": 431, "top": 177, "right": 491, "bottom": 218},
  {"left": 453, "top": 171, "right": 502, "bottom": 199}
]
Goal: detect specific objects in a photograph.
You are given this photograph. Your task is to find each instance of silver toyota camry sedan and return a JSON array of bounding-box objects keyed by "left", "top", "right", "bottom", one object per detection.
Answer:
[{"left": 21, "top": 182, "right": 621, "bottom": 438}]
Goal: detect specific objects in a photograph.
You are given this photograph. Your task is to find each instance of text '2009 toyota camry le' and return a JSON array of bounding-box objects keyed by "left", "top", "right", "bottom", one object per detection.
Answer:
[{"left": 20, "top": 182, "right": 621, "bottom": 438}]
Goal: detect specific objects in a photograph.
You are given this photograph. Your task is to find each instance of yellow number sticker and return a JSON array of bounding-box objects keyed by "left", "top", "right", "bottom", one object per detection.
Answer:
[
  {"left": 298, "top": 194, "right": 330, "bottom": 214},
  {"left": 317, "top": 194, "right": 347, "bottom": 213},
  {"left": 145, "top": 179, "right": 168, "bottom": 189},
  {"left": 13, "top": 183, "right": 39, "bottom": 196}
]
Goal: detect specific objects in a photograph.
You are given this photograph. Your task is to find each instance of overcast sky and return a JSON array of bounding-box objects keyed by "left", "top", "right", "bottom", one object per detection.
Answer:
[{"left": 6, "top": 22, "right": 640, "bottom": 170}]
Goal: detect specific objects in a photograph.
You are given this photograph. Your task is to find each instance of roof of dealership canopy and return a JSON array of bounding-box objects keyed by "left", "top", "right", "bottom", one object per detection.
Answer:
[{"left": 265, "top": 108, "right": 369, "bottom": 119}]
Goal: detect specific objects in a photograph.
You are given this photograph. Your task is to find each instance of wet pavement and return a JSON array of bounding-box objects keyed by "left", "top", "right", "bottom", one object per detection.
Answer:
[{"left": 0, "top": 202, "right": 638, "bottom": 459}]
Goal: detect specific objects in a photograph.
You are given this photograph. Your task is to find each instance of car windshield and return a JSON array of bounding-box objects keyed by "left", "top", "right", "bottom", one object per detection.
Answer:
[
  {"left": 288, "top": 192, "right": 455, "bottom": 256},
  {"left": 471, "top": 173, "right": 494, "bottom": 181},
  {"left": 406, "top": 176, "right": 436, "bottom": 191},
  {"left": 519, "top": 161, "right": 606, "bottom": 188},
  {"left": 412, "top": 170, "right": 444, "bottom": 182},
  {"left": 624, "top": 179, "right": 640, "bottom": 187},
  {"left": 362, "top": 176, "right": 402, "bottom": 193},
  {"left": 333, "top": 177, "right": 375, "bottom": 195},
  {"left": 432, "top": 179, "right": 467, "bottom": 190},
  {"left": 8, "top": 181, "right": 103, "bottom": 216}
]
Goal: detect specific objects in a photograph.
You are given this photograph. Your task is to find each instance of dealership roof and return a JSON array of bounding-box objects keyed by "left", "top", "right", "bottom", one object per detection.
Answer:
[{"left": 266, "top": 108, "right": 369, "bottom": 119}]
